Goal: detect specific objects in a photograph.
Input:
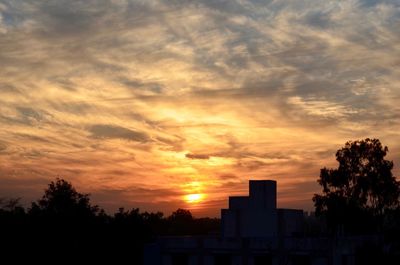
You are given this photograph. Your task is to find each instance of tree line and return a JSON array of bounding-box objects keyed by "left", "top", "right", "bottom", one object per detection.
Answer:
[
  {"left": 0, "top": 179, "right": 219, "bottom": 264},
  {"left": 0, "top": 138, "right": 399, "bottom": 263}
]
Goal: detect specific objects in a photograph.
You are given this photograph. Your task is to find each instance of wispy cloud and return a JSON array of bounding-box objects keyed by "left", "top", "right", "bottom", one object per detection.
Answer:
[
  {"left": 89, "top": 124, "right": 151, "bottom": 142},
  {"left": 0, "top": 0, "right": 399, "bottom": 216}
]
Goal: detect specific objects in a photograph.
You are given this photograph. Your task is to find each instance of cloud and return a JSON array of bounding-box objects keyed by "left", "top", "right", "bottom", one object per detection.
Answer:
[
  {"left": 0, "top": 141, "right": 6, "bottom": 152},
  {"left": 95, "top": 186, "right": 183, "bottom": 202},
  {"left": 13, "top": 133, "right": 51, "bottom": 143},
  {"left": 236, "top": 160, "right": 270, "bottom": 171},
  {"left": 15, "top": 106, "right": 48, "bottom": 125},
  {"left": 185, "top": 153, "right": 210, "bottom": 160},
  {"left": 88, "top": 124, "right": 150, "bottom": 142},
  {"left": 0, "top": 0, "right": 399, "bottom": 216},
  {"left": 217, "top": 173, "right": 238, "bottom": 180},
  {"left": 287, "top": 96, "right": 358, "bottom": 119},
  {"left": 119, "top": 78, "right": 164, "bottom": 94}
]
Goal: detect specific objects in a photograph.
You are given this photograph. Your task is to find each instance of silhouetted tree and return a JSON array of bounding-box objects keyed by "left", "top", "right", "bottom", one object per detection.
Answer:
[
  {"left": 24, "top": 179, "right": 101, "bottom": 263},
  {"left": 29, "top": 178, "right": 98, "bottom": 218},
  {"left": 0, "top": 197, "right": 24, "bottom": 212},
  {"left": 0, "top": 197, "right": 28, "bottom": 262},
  {"left": 167, "top": 208, "right": 193, "bottom": 235},
  {"left": 313, "top": 138, "right": 400, "bottom": 234},
  {"left": 193, "top": 217, "right": 221, "bottom": 235},
  {"left": 169, "top": 208, "right": 193, "bottom": 222},
  {"left": 142, "top": 211, "right": 166, "bottom": 236},
  {"left": 0, "top": 178, "right": 222, "bottom": 264}
]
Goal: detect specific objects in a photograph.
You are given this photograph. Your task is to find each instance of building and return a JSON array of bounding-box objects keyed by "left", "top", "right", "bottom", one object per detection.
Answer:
[
  {"left": 221, "top": 180, "right": 303, "bottom": 238},
  {"left": 144, "top": 180, "right": 381, "bottom": 265}
]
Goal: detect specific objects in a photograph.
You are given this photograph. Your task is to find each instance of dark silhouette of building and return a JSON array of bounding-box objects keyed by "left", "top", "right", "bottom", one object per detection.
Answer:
[
  {"left": 144, "top": 180, "right": 383, "bottom": 265},
  {"left": 222, "top": 180, "right": 303, "bottom": 238}
]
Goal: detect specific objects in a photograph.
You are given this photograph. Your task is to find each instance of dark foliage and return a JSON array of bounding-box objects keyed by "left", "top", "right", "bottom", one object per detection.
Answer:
[
  {"left": 30, "top": 178, "right": 99, "bottom": 217},
  {"left": 2, "top": 138, "right": 399, "bottom": 263},
  {"left": 0, "top": 179, "right": 220, "bottom": 264},
  {"left": 313, "top": 138, "right": 400, "bottom": 235}
]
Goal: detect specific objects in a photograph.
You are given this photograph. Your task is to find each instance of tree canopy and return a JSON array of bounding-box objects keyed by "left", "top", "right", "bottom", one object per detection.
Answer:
[
  {"left": 29, "top": 178, "right": 99, "bottom": 218},
  {"left": 0, "top": 178, "right": 220, "bottom": 263},
  {"left": 313, "top": 138, "right": 400, "bottom": 233}
]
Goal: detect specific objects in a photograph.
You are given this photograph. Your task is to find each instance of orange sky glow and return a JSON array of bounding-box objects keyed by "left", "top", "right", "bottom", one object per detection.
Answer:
[{"left": 0, "top": 0, "right": 399, "bottom": 217}]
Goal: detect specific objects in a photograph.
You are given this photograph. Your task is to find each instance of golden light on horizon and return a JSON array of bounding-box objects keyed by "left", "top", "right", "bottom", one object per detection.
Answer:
[
  {"left": 182, "top": 181, "right": 206, "bottom": 204},
  {"left": 1, "top": 0, "right": 400, "bottom": 218},
  {"left": 185, "top": 193, "right": 204, "bottom": 204}
]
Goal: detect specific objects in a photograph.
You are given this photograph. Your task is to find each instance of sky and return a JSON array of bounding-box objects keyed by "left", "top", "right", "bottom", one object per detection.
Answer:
[{"left": 0, "top": 0, "right": 399, "bottom": 217}]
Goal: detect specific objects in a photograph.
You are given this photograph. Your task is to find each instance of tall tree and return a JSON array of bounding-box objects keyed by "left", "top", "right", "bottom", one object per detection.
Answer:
[
  {"left": 313, "top": 138, "right": 400, "bottom": 233},
  {"left": 30, "top": 178, "right": 98, "bottom": 218}
]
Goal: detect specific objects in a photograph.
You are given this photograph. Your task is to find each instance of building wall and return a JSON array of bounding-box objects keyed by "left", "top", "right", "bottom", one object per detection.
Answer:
[
  {"left": 229, "top": 196, "right": 249, "bottom": 210},
  {"left": 221, "top": 209, "right": 238, "bottom": 238},
  {"left": 144, "top": 235, "right": 378, "bottom": 265},
  {"left": 222, "top": 180, "right": 302, "bottom": 238},
  {"left": 249, "top": 180, "right": 277, "bottom": 209},
  {"left": 221, "top": 209, "right": 279, "bottom": 238},
  {"left": 144, "top": 180, "right": 359, "bottom": 265},
  {"left": 277, "top": 209, "right": 304, "bottom": 237},
  {"left": 158, "top": 252, "right": 329, "bottom": 265},
  {"left": 239, "top": 209, "right": 278, "bottom": 237}
]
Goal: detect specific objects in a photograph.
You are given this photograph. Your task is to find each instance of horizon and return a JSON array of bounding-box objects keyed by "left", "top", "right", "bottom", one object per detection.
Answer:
[
  {"left": 1, "top": 0, "right": 400, "bottom": 218},
  {"left": 6, "top": 177, "right": 324, "bottom": 218}
]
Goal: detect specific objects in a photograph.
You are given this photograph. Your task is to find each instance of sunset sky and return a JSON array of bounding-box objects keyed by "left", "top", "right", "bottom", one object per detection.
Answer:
[{"left": 0, "top": 0, "right": 399, "bottom": 217}]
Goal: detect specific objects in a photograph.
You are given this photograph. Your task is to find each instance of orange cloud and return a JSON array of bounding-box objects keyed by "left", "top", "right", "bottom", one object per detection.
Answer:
[{"left": 0, "top": 0, "right": 399, "bottom": 217}]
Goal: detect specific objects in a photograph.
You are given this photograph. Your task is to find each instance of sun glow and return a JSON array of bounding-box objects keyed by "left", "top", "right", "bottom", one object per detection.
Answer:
[{"left": 185, "top": 193, "right": 204, "bottom": 203}]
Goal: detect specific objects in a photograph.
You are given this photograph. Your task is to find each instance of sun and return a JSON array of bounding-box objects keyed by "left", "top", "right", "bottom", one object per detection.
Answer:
[{"left": 185, "top": 193, "right": 204, "bottom": 203}]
